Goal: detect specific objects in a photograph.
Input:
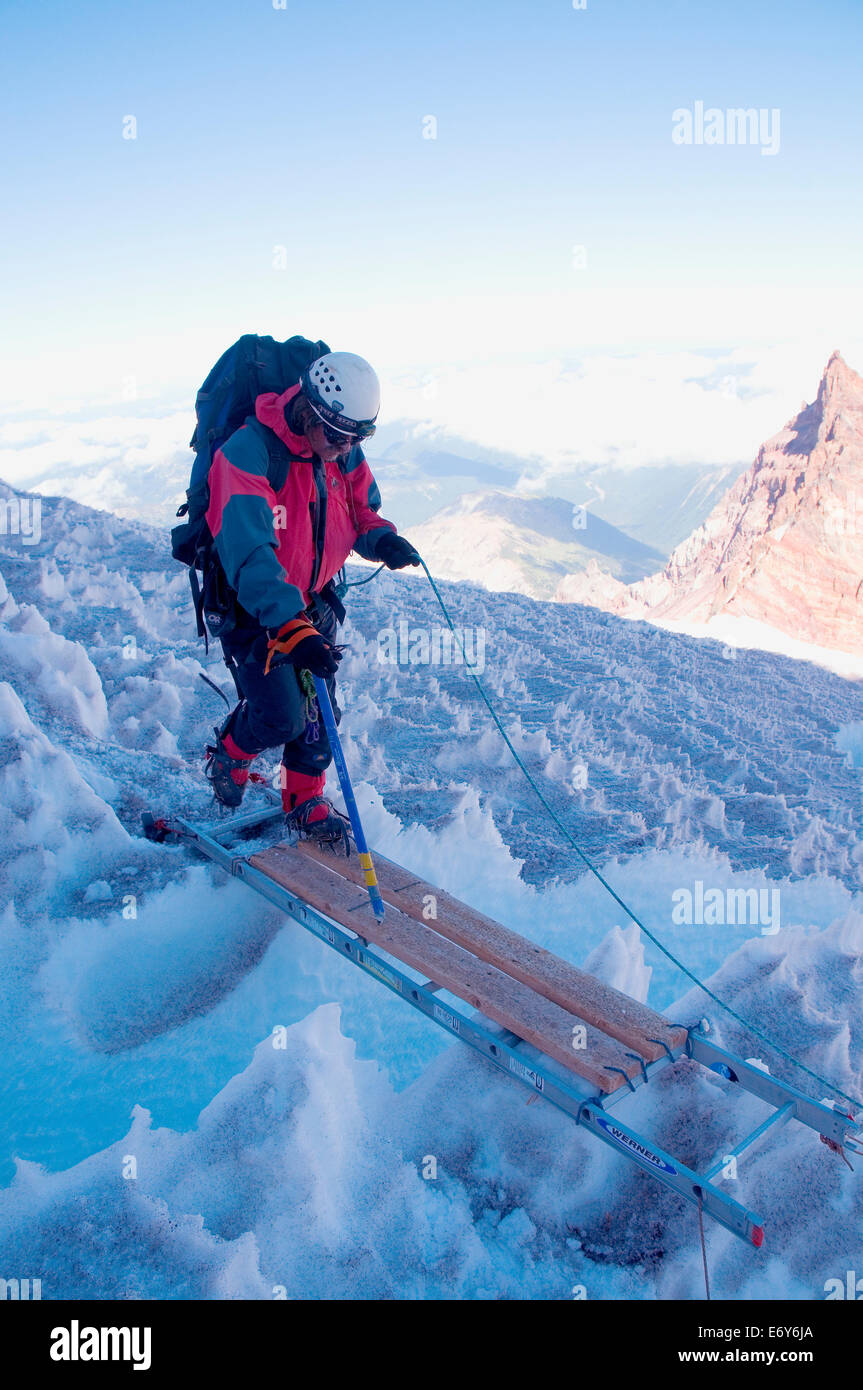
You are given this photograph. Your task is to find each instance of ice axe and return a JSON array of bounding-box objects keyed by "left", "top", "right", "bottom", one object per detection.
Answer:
[{"left": 311, "top": 675, "right": 386, "bottom": 922}]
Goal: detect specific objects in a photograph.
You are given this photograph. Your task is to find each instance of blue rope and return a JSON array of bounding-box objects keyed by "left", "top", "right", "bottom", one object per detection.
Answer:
[
  {"left": 418, "top": 558, "right": 863, "bottom": 1112},
  {"left": 337, "top": 564, "right": 385, "bottom": 594}
]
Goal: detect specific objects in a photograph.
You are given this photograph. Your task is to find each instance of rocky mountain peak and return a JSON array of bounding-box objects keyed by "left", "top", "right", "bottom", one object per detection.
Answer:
[{"left": 556, "top": 354, "right": 863, "bottom": 657}]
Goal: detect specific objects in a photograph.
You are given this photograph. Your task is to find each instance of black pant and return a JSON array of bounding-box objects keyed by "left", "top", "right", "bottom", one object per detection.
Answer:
[{"left": 220, "top": 602, "right": 340, "bottom": 776}]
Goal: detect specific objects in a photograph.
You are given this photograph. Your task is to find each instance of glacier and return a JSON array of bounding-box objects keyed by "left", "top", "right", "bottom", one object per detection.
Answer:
[{"left": 0, "top": 479, "right": 861, "bottom": 1300}]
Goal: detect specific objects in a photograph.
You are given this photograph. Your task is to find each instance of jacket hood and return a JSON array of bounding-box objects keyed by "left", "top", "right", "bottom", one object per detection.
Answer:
[{"left": 255, "top": 383, "right": 313, "bottom": 456}]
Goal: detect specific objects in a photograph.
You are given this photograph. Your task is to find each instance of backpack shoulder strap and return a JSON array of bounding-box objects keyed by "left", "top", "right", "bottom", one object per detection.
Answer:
[{"left": 244, "top": 414, "right": 298, "bottom": 490}]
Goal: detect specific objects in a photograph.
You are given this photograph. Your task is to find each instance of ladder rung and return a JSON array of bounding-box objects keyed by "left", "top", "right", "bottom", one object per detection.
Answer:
[{"left": 705, "top": 1101, "right": 795, "bottom": 1181}]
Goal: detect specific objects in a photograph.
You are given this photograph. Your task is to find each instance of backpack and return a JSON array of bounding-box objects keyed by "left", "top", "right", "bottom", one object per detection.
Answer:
[{"left": 172, "top": 333, "right": 330, "bottom": 648}]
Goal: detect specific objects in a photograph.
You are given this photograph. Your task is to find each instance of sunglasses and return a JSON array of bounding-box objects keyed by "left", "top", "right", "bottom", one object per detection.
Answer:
[
  {"left": 319, "top": 420, "right": 376, "bottom": 447},
  {"left": 318, "top": 421, "right": 356, "bottom": 447}
]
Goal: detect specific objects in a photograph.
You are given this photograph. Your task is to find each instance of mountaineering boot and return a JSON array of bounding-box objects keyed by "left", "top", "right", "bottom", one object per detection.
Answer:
[
  {"left": 282, "top": 768, "right": 351, "bottom": 855},
  {"left": 204, "top": 714, "right": 256, "bottom": 809}
]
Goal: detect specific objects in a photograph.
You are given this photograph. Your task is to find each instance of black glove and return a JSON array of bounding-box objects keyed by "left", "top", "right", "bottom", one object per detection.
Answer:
[
  {"left": 376, "top": 532, "right": 421, "bottom": 570},
  {"left": 264, "top": 617, "right": 342, "bottom": 678}
]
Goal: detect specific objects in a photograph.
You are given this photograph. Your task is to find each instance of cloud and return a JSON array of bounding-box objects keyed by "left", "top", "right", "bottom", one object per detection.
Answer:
[
  {"left": 3, "top": 338, "right": 861, "bottom": 528},
  {"left": 383, "top": 340, "right": 863, "bottom": 481},
  {"left": 0, "top": 410, "right": 193, "bottom": 523}
]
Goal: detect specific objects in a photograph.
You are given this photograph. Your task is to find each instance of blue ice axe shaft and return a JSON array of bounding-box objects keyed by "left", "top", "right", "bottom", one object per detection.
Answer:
[{"left": 312, "top": 675, "right": 386, "bottom": 922}]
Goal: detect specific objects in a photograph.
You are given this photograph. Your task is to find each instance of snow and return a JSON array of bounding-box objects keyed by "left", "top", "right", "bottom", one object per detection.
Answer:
[
  {"left": 837, "top": 722, "right": 863, "bottom": 769},
  {"left": 0, "top": 479, "right": 861, "bottom": 1299},
  {"left": 653, "top": 613, "right": 863, "bottom": 682},
  {"left": 0, "top": 683, "right": 129, "bottom": 912}
]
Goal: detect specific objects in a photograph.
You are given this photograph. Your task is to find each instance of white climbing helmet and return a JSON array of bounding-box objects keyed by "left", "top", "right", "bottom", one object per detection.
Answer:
[{"left": 301, "top": 351, "right": 380, "bottom": 439}]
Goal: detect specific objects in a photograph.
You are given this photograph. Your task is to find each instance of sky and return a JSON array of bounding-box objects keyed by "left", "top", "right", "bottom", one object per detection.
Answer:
[{"left": 1, "top": 0, "right": 862, "bottom": 484}]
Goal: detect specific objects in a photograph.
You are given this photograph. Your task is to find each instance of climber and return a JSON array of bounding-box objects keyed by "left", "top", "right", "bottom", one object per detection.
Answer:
[{"left": 200, "top": 348, "right": 420, "bottom": 847}]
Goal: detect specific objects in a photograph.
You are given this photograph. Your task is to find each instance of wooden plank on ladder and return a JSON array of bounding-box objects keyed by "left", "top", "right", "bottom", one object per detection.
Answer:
[
  {"left": 293, "top": 841, "right": 686, "bottom": 1062},
  {"left": 249, "top": 844, "right": 644, "bottom": 1095}
]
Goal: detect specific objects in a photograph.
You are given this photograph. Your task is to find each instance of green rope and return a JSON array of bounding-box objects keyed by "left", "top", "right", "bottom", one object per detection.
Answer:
[{"left": 418, "top": 558, "right": 863, "bottom": 1112}]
